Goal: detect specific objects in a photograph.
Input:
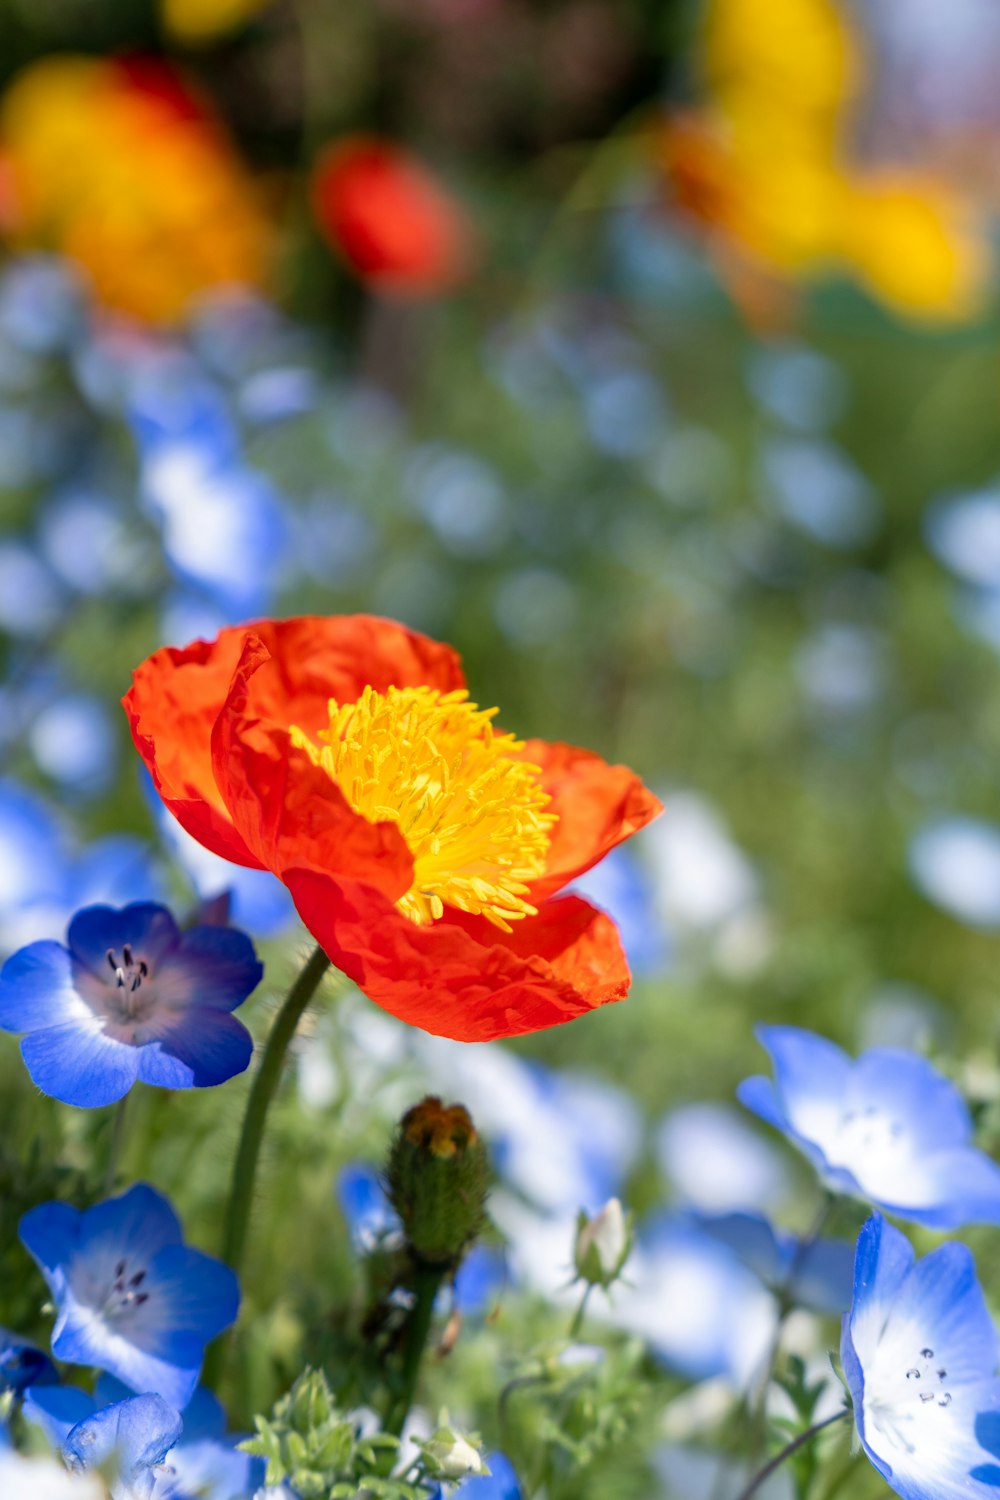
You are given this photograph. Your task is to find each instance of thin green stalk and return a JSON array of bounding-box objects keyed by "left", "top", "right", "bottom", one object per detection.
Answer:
[
  {"left": 384, "top": 1262, "right": 447, "bottom": 1437},
  {"left": 103, "top": 1095, "right": 129, "bottom": 1194},
  {"left": 568, "top": 1284, "right": 593, "bottom": 1341},
  {"left": 203, "top": 945, "right": 333, "bottom": 1388},
  {"left": 221, "top": 945, "right": 333, "bottom": 1274},
  {"left": 735, "top": 1410, "right": 849, "bottom": 1500}
]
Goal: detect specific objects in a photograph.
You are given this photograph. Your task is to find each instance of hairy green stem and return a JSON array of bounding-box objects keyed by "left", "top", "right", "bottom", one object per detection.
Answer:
[
  {"left": 385, "top": 1262, "right": 447, "bottom": 1437},
  {"left": 204, "top": 945, "right": 333, "bottom": 1387},
  {"left": 735, "top": 1410, "right": 849, "bottom": 1500}
]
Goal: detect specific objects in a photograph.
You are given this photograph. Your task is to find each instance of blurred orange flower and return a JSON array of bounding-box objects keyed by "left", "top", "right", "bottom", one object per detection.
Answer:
[
  {"left": 311, "top": 136, "right": 474, "bottom": 297},
  {"left": 161, "top": 0, "right": 272, "bottom": 45},
  {"left": 124, "top": 615, "right": 661, "bottom": 1041},
  {"left": 658, "top": 0, "right": 988, "bottom": 323},
  {"left": 0, "top": 55, "right": 272, "bottom": 324}
]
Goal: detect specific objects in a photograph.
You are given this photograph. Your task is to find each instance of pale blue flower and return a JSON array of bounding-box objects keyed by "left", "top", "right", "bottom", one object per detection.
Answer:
[
  {"left": 842, "top": 1215, "right": 1000, "bottom": 1499},
  {"left": 739, "top": 1027, "right": 1000, "bottom": 1228}
]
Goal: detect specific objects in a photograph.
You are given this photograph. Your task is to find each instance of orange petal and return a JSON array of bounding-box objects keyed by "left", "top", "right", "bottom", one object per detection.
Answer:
[
  {"left": 124, "top": 613, "right": 465, "bottom": 865},
  {"left": 285, "top": 871, "right": 631, "bottom": 1041},
  {"left": 211, "top": 634, "right": 414, "bottom": 900},
  {"left": 520, "top": 740, "right": 663, "bottom": 901},
  {"left": 124, "top": 630, "right": 262, "bottom": 866}
]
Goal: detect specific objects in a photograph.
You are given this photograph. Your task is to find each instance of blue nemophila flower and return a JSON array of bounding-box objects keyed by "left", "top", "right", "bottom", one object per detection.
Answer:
[
  {"left": 20, "top": 1183, "right": 240, "bottom": 1408},
  {"left": 0, "top": 1325, "right": 58, "bottom": 1391},
  {"left": 738, "top": 1026, "right": 1000, "bottom": 1229},
  {"left": 63, "top": 1392, "right": 181, "bottom": 1500},
  {"left": 694, "top": 1211, "right": 854, "bottom": 1315},
  {"left": 842, "top": 1215, "right": 1000, "bottom": 1500},
  {"left": 0, "top": 902, "right": 262, "bottom": 1107}
]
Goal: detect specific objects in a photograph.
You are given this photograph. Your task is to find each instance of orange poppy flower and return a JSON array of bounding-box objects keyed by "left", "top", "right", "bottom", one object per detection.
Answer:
[
  {"left": 310, "top": 137, "right": 474, "bottom": 297},
  {"left": 124, "top": 616, "right": 661, "bottom": 1041}
]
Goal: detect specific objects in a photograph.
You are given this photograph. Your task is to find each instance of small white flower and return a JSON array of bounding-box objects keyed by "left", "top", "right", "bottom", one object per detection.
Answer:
[{"left": 422, "top": 1418, "right": 489, "bottom": 1481}]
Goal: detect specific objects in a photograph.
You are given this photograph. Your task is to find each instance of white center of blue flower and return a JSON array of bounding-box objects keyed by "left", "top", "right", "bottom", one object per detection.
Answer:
[
  {"left": 102, "top": 1257, "right": 151, "bottom": 1321},
  {"left": 832, "top": 1105, "right": 904, "bottom": 1164},
  {"left": 75, "top": 943, "right": 166, "bottom": 1039},
  {"left": 865, "top": 1340, "right": 956, "bottom": 1460}
]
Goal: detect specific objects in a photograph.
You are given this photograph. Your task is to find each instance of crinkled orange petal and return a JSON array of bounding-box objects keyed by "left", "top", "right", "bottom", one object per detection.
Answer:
[
  {"left": 211, "top": 634, "right": 414, "bottom": 901},
  {"left": 285, "top": 871, "right": 630, "bottom": 1041},
  {"left": 125, "top": 630, "right": 262, "bottom": 866},
  {"left": 519, "top": 740, "right": 663, "bottom": 901},
  {"left": 123, "top": 614, "right": 465, "bottom": 865}
]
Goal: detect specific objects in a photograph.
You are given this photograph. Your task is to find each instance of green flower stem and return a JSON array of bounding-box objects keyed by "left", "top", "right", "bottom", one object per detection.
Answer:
[
  {"left": 568, "top": 1283, "right": 593, "bottom": 1341},
  {"left": 735, "top": 1410, "right": 849, "bottom": 1500},
  {"left": 222, "top": 944, "right": 332, "bottom": 1273},
  {"left": 204, "top": 944, "right": 333, "bottom": 1387},
  {"left": 384, "top": 1262, "right": 447, "bottom": 1437},
  {"left": 103, "top": 1094, "right": 129, "bottom": 1194}
]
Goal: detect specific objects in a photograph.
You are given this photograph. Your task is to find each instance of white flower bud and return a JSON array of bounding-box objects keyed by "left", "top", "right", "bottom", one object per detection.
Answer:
[
  {"left": 422, "top": 1423, "right": 489, "bottom": 1480},
  {"left": 574, "top": 1197, "right": 630, "bottom": 1287}
]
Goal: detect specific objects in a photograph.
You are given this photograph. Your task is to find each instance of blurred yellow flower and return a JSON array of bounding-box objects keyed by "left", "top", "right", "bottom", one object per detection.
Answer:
[
  {"left": 0, "top": 55, "right": 272, "bottom": 325},
  {"left": 660, "top": 0, "right": 989, "bottom": 323},
  {"left": 161, "top": 0, "right": 272, "bottom": 45}
]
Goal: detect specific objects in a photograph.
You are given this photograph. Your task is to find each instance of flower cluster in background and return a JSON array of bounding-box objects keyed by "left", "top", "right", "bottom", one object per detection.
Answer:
[{"left": 0, "top": 0, "right": 1000, "bottom": 1496}]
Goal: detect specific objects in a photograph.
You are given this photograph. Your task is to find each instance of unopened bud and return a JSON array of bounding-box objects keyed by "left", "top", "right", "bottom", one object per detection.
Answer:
[
  {"left": 573, "top": 1198, "right": 631, "bottom": 1288},
  {"left": 386, "top": 1096, "right": 489, "bottom": 1269},
  {"left": 421, "top": 1416, "right": 489, "bottom": 1480}
]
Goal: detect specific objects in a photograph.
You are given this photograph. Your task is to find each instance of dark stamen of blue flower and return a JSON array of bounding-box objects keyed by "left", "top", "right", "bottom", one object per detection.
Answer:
[{"left": 106, "top": 947, "right": 150, "bottom": 994}]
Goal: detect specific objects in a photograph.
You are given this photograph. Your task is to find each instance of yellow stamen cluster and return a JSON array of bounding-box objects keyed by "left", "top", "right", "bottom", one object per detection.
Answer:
[{"left": 290, "top": 684, "right": 556, "bottom": 931}]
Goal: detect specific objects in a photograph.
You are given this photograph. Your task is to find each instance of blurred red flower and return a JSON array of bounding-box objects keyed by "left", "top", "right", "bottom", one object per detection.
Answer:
[
  {"left": 310, "top": 136, "right": 474, "bottom": 296},
  {"left": 124, "top": 616, "right": 660, "bottom": 1041}
]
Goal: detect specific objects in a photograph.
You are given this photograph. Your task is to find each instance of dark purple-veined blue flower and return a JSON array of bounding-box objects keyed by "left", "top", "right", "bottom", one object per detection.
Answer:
[
  {"left": 0, "top": 902, "right": 262, "bottom": 1107},
  {"left": 842, "top": 1215, "right": 1000, "bottom": 1499},
  {"left": 738, "top": 1026, "right": 1000, "bottom": 1229},
  {"left": 62, "top": 1392, "right": 181, "bottom": 1500},
  {"left": 19, "top": 1183, "right": 240, "bottom": 1409}
]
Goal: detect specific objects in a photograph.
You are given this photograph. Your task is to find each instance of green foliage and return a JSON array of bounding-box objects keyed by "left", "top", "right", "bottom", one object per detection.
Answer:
[
  {"left": 501, "top": 1338, "right": 655, "bottom": 1499},
  {"left": 244, "top": 1368, "right": 427, "bottom": 1499}
]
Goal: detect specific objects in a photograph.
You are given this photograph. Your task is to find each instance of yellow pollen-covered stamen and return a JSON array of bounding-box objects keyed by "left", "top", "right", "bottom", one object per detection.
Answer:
[{"left": 290, "top": 684, "right": 556, "bottom": 931}]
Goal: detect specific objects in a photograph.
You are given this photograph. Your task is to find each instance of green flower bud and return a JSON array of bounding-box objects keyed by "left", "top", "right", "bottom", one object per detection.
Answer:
[{"left": 386, "top": 1096, "right": 489, "bottom": 1269}]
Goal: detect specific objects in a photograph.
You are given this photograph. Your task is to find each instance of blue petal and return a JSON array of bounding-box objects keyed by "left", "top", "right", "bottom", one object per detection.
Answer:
[
  {"left": 63, "top": 1393, "right": 181, "bottom": 1478},
  {"left": 693, "top": 1213, "right": 782, "bottom": 1286},
  {"left": 886, "top": 1148, "right": 1000, "bottom": 1231},
  {"left": 755, "top": 1026, "right": 851, "bottom": 1129},
  {"left": 736, "top": 1076, "right": 790, "bottom": 1133},
  {"left": 23, "top": 1385, "right": 97, "bottom": 1449},
  {"left": 166, "top": 1436, "right": 265, "bottom": 1498},
  {"left": 0, "top": 942, "right": 90, "bottom": 1033},
  {"left": 21, "top": 1020, "right": 140, "bottom": 1107},
  {"left": 337, "top": 1164, "right": 397, "bottom": 1246},
  {"left": 899, "top": 1241, "right": 999, "bottom": 1385},
  {"left": 783, "top": 1235, "right": 855, "bottom": 1315},
  {"left": 165, "top": 925, "right": 263, "bottom": 1012},
  {"left": 446, "top": 1451, "right": 522, "bottom": 1499},
  {"left": 141, "top": 1243, "right": 241, "bottom": 1352},
  {"left": 841, "top": 1216, "right": 913, "bottom": 1449},
  {"left": 67, "top": 905, "right": 181, "bottom": 981},
  {"left": 847, "top": 1049, "right": 971, "bottom": 1154},
  {"left": 19, "top": 1199, "right": 81, "bottom": 1300},
  {"left": 0, "top": 1326, "right": 59, "bottom": 1391},
  {"left": 78, "top": 1184, "right": 183, "bottom": 1268},
  {"left": 136, "top": 1011, "right": 253, "bottom": 1090},
  {"left": 454, "top": 1246, "right": 506, "bottom": 1317}
]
